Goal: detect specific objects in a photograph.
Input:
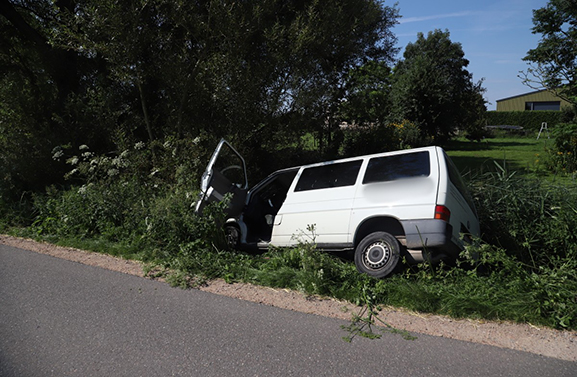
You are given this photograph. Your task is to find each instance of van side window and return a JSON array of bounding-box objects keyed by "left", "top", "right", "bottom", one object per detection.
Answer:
[
  {"left": 295, "top": 160, "right": 362, "bottom": 192},
  {"left": 363, "top": 151, "right": 430, "bottom": 184}
]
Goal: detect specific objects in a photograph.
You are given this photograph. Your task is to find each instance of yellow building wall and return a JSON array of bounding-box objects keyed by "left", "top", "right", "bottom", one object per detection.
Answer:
[{"left": 496, "top": 90, "right": 572, "bottom": 111}]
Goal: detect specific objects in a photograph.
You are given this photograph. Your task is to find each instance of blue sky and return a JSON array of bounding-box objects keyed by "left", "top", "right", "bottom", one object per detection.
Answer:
[{"left": 392, "top": 0, "right": 548, "bottom": 110}]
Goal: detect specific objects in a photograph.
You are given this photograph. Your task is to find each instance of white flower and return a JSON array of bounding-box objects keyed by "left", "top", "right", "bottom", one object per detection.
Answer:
[{"left": 52, "top": 150, "right": 64, "bottom": 160}]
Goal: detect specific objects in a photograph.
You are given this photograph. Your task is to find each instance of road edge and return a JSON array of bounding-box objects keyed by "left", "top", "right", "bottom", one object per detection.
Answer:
[{"left": 1, "top": 234, "right": 575, "bottom": 362}]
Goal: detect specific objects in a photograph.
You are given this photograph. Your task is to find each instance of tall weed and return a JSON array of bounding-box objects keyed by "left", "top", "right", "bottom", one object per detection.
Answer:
[
  {"left": 465, "top": 167, "right": 577, "bottom": 328},
  {"left": 471, "top": 162, "right": 577, "bottom": 270}
]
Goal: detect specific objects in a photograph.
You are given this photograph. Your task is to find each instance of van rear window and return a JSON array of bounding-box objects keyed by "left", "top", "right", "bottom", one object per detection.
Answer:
[
  {"left": 295, "top": 160, "right": 362, "bottom": 192},
  {"left": 363, "top": 151, "right": 430, "bottom": 184}
]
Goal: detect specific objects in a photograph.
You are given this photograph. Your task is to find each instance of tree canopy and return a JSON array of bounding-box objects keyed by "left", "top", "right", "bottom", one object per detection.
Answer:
[
  {"left": 522, "top": 0, "right": 577, "bottom": 106},
  {"left": 392, "top": 29, "right": 486, "bottom": 142},
  {"left": 334, "top": 30, "right": 486, "bottom": 156},
  {"left": 0, "top": 0, "right": 400, "bottom": 198},
  {"left": 1, "top": 1, "right": 490, "bottom": 203}
]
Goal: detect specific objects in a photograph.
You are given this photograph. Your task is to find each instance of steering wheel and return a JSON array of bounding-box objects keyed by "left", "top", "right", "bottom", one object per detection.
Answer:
[{"left": 221, "top": 165, "right": 242, "bottom": 174}]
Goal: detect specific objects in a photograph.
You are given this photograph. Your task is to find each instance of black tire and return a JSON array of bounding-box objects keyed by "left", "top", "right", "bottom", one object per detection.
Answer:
[
  {"left": 354, "top": 232, "right": 400, "bottom": 278},
  {"left": 224, "top": 225, "right": 240, "bottom": 250}
]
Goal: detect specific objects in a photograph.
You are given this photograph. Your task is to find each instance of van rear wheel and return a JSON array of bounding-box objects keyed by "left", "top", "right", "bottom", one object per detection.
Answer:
[{"left": 355, "top": 232, "right": 400, "bottom": 278}]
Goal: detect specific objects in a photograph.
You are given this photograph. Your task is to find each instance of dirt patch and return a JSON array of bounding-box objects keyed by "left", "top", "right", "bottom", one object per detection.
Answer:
[{"left": 2, "top": 234, "right": 575, "bottom": 362}]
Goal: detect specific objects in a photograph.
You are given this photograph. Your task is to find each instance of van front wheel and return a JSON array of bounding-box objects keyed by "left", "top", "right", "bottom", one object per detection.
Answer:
[
  {"left": 355, "top": 232, "right": 400, "bottom": 278},
  {"left": 224, "top": 225, "right": 240, "bottom": 250}
]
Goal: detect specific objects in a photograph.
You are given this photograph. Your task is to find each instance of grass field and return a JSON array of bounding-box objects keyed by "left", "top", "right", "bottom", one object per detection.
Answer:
[{"left": 444, "top": 133, "right": 561, "bottom": 179}]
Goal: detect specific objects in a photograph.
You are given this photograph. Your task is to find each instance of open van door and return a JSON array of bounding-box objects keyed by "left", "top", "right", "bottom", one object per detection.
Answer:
[{"left": 195, "top": 139, "right": 248, "bottom": 217}]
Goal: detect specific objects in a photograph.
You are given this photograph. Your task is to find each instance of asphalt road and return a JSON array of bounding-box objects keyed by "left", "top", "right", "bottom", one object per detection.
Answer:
[{"left": 1, "top": 244, "right": 576, "bottom": 377}]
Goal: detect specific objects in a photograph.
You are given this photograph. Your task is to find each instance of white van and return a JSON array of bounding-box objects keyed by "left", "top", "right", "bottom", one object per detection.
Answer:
[{"left": 196, "top": 139, "right": 480, "bottom": 278}]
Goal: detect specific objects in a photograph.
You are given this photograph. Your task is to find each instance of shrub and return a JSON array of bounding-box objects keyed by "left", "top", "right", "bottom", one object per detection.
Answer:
[
  {"left": 339, "top": 120, "right": 425, "bottom": 157},
  {"left": 464, "top": 164, "right": 577, "bottom": 328},
  {"left": 545, "top": 123, "right": 577, "bottom": 174},
  {"left": 30, "top": 137, "right": 216, "bottom": 250}
]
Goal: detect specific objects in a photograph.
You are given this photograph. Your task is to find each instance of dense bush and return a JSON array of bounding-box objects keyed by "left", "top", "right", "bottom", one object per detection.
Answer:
[
  {"left": 485, "top": 110, "right": 567, "bottom": 131},
  {"left": 339, "top": 120, "right": 424, "bottom": 157},
  {"left": 545, "top": 123, "right": 577, "bottom": 174},
  {"left": 28, "top": 138, "right": 227, "bottom": 255}
]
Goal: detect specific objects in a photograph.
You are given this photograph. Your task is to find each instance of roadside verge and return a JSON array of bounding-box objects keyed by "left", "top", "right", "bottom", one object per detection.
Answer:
[{"left": 1, "top": 234, "right": 575, "bottom": 362}]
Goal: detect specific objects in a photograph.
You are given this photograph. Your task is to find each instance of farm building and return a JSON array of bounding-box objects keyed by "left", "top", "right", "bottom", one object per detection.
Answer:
[{"left": 496, "top": 89, "right": 572, "bottom": 111}]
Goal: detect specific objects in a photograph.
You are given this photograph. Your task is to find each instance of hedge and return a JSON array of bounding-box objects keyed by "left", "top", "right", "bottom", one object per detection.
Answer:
[{"left": 486, "top": 111, "right": 568, "bottom": 131}]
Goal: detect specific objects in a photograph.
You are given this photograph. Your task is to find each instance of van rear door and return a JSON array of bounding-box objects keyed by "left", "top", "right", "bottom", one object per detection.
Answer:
[
  {"left": 436, "top": 150, "right": 480, "bottom": 238},
  {"left": 195, "top": 139, "right": 248, "bottom": 217}
]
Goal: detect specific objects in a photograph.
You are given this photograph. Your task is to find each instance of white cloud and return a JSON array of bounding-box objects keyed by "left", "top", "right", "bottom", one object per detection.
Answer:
[{"left": 400, "top": 11, "right": 474, "bottom": 24}]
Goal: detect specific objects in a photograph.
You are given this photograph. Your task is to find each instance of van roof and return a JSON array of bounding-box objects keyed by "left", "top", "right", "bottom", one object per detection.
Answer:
[{"left": 298, "top": 146, "right": 442, "bottom": 169}]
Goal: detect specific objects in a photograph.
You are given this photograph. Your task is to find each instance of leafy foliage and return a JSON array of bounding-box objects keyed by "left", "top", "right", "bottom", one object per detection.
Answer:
[
  {"left": 522, "top": 0, "right": 577, "bottom": 106},
  {"left": 339, "top": 61, "right": 395, "bottom": 126},
  {"left": 0, "top": 0, "right": 400, "bottom": 201},
  {"left": 392, "top": 30, "right": 487, "bottom": 142},
  {"left": 30, "top": 138, "right": 215, "bottom": 252},
  {"left": 545, "top": 123, "right": 577, "bottom": 174}
]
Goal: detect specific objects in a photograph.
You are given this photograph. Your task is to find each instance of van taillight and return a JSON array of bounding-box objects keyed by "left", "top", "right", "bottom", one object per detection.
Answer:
[{"left": 435, "top": 205, "right": 451, "bottom": 222}]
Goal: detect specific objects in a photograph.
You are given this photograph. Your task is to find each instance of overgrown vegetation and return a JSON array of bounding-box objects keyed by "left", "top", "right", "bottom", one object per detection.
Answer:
[
  {"left": 546, "top": 123, "right": 577, "bottom": 174},
  {"left": 1, "top": 0, "right": 577, "bottom": 334},
  {"left": 2, "top": 132, "right": 576, "bottom": 332}
]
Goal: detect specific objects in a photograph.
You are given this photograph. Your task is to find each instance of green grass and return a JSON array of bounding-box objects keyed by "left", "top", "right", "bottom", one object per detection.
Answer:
[{"left": 444, "top": 134, "right": 554, "bottom": 176}]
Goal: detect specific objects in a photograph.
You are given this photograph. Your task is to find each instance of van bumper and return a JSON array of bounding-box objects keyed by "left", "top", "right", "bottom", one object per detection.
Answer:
[{"left": 400, "top": 220, "right": 460, "bottom": 253}]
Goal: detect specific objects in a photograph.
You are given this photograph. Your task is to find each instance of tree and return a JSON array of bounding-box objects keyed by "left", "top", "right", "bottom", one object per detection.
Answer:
[
  {"left": 58, "top": 0, "right": 400, "bottom": 152},
  {"left": 340, "top": 61, "right": 395, "bottom": 126},
  {"left": 335, "top": 61, "right": 400, "bottom": 156},
  {"left": 522, "top": 0, "right": 577, "bottom": 107},
  {"left": 392, "top": 29, "right": 486, "bottom": 142},
  {"left": 1, "top": 0, "right": 401, "bottom": 201},
  {"left": 0, "top": 0, "right": 107, "bottom": 199}
]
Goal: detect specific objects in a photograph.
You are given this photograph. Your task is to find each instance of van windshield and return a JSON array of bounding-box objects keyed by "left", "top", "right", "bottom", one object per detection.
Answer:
[{"left": 363, "top": 151, "right": 430, "bottom": 184}]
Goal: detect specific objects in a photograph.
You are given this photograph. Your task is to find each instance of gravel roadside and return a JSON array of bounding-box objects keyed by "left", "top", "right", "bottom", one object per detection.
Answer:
[{"left": 2, "top": 235, "right": 575, "bottom": 362}]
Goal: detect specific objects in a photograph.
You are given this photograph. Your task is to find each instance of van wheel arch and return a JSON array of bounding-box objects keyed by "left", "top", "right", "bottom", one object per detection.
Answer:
[{"left": 354, "top": 217, "right": 405, "bottom": 247}]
